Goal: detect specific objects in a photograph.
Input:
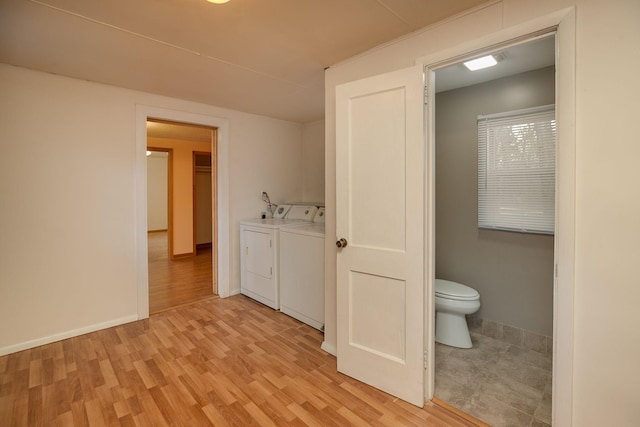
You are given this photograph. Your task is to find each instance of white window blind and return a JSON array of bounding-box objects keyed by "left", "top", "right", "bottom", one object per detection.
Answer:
[{"left": 478, "top": 105, "right": 556, "bottom": 234}]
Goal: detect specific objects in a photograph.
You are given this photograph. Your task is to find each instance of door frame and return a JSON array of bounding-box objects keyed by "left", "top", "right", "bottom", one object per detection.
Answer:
[
  {"left": 417, "top": 7, "right": 576, "bottom": 426},
  {"left": 135, "top": 106, "right": 230, "bottom": 319}
]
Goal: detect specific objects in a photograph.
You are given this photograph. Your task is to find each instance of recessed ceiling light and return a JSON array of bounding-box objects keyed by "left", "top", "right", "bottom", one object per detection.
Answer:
[
  {"left": 463, "top": 55, "right": 498, "bottom": 71},
  {"left": 207, "top": 0, "right": 230, "bottom": 3}
]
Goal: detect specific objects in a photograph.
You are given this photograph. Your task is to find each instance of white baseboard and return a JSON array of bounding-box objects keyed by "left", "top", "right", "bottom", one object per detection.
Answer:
[
  {"left": 321, "top": 341, "right": 337, "bottom": 356},
  {"left": 0, "top": 314, "right": 139, "bottom": 357}
]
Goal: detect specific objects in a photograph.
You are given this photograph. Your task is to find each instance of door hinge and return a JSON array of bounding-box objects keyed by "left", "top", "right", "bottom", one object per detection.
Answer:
[
  {"left": 423, "top": 350, "right": 428, "bottom": 370},
  {"left": 424, "top": 86, "right": 428, "bottom": 105}
]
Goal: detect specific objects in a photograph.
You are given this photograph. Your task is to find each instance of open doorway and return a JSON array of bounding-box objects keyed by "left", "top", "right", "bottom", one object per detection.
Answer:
[
  {"left": 146, "top": 119, "right": 218, "bottom": 313},
  {"left": 430, "top": 35, "right": 556, "bottom": 425}
]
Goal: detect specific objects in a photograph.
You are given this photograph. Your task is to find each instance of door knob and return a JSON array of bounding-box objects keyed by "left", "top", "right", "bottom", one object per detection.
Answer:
[{"left": 336, "top": 238, "right": 348, "bottom": 248}]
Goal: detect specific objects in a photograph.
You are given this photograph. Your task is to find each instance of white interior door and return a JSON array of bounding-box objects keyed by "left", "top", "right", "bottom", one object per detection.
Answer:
[{"left": 335, "top": 64, "right": 425, "bottom": 406}]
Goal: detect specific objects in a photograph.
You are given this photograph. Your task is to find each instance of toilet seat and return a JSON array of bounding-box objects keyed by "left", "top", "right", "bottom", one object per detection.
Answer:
[{"left": 435, "top": 279, "right": 479, "bottom": 301}]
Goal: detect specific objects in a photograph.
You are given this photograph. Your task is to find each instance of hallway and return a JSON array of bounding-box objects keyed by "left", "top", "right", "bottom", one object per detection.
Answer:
[{"left": 148, "top": 231, "right": 215, "bottom": 314}]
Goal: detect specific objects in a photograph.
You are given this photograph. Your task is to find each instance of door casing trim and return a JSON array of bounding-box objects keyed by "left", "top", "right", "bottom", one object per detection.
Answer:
[
  {"left": 417, "top": 7, "right": 576, "bottom": 427},
  {"left": 135, "top": 106, "right": 230, "bottom": 319}
]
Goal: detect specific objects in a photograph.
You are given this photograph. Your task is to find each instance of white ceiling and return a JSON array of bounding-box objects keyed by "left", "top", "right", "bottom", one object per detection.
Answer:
[
  {"left": 1, "top": 0, "right": 490, "bottom": 123},
  {"left": 435, "top": 35, "right": 555, "bottom": 93},
  {"left": 0, "top": 0, "right": 554, "bottom": 125}
]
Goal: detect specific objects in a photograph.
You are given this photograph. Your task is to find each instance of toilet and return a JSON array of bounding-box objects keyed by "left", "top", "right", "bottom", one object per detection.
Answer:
[{"left": 435, "top": 279, "right": 481, "bottom": 349}]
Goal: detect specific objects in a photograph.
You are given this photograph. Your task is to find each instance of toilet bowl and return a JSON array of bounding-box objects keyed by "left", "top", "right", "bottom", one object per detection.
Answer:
[{"left": 435, "top": 279, "right": 480, "bottom": 349}]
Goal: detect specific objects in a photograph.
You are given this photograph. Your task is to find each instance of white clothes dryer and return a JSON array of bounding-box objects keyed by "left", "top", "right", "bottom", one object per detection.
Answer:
[
  {"left": 279, "top": 208, "right": 325, "bottom": 330},
  {"left": 240, "top": 205, "right": 318, "bottom": 309}
]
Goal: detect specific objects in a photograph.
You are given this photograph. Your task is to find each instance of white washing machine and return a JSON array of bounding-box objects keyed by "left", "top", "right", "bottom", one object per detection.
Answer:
[
  {"left": 240, "top": 205, "right": 318, "bottom": 309},
  {"left": 279, "top": 207, "right": 325, "bottom": 330}
]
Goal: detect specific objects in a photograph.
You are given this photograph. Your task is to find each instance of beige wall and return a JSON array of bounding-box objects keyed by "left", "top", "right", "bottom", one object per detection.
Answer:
[
  {"left": 325, "top": 0, "right": 640, "bottom": 424},
  {"left": 147, "top": 137, "right": 211, "bottom": 256},
  {"left": 302, "top": 120, "right": 325, "bottom": 203},
  {"left": 436, "top": 67, "right": 555, "bottom": 336},
  {"left": 0, "top": 63, "right": 304, "bottom": 354},
  {"left": 147, "top": 154, "right": 168, "bottom": 231}
]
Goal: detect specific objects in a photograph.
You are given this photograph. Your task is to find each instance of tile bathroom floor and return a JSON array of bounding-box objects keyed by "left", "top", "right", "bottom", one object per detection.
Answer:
[{"left": 434, "top": 332, "right": 552, "bottom": 427}]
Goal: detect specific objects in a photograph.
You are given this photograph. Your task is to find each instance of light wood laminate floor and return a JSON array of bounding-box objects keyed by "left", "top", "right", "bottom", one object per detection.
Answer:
[
  {"left": 0, "top": 295, "right": 482, "bottom": 426},
  {"left": 148, "top": 231, "right": 215, "bottom": 314}
]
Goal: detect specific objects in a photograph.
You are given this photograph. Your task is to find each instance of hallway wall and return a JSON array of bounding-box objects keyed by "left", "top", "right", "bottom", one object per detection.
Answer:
[
  {"left": 0, "top": 63, "right": 304, "bottom": 355},
  {"left": 324, "top": 1, "right": 640, "bottom": 423},
  {"left": 147, "top": 154, "right": 168, "bottom": 231}
]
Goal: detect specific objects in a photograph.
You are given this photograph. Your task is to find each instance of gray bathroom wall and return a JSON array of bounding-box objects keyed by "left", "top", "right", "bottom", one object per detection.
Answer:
[{"left": 435, "top": 66, "right": 555, "bottom": 336}]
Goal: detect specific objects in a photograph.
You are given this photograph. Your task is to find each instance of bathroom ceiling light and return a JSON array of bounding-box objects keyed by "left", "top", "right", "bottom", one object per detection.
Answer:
[
  {"left": 207, "top": 0, "right": 231, "bottom": 3},
  {"left": 463, "top": 55, "right": 498, "bottom": 71}
]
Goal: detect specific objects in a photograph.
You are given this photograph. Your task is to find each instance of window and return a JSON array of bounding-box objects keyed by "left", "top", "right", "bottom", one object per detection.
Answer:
[{"left": 478, "top": 105, "right": 556, "bottom": 234}]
